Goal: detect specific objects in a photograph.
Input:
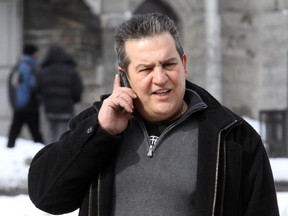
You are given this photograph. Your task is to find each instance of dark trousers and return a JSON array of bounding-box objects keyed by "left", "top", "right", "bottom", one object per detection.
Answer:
[
  {"left": 7, "top": 110, "right": 44, "bottom": 148},
  {"left": 47, "top": 119, "right": 69, "bottom": 144}
]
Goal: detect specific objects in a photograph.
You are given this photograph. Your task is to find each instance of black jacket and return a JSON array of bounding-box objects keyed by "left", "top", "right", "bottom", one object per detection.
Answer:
[
  {"left": 28, "top": 81, "right": 279, "bottom": 216},
  {"left": 38, "top": 45, "right": 83, "bottom": 120}
]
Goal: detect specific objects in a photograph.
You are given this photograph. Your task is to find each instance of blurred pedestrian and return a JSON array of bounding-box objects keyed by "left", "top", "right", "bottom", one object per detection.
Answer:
[
  {"left": 7, "top": 43, "right": 44, "bottom": 148},
  {"left": 38, "top": 44, "right": 83, "bottom": 143}
]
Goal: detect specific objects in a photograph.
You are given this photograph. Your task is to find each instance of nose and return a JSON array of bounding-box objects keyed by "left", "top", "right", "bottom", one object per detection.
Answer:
[{"left": 153, "top": 66, "right": 168, "bottom": 85}]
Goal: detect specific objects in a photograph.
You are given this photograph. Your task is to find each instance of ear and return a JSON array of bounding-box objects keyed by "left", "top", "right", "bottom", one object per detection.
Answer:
[
  {"left": 182, "top": 54, "right": 188, "bottom": 77},
  {"left": 118, "top": 67, "right": 125, "bottom": 73}
]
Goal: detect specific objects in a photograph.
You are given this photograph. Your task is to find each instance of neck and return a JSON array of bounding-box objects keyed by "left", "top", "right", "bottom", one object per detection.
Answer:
[{"left": 141, "top": 100, "right": 188, "bottom": 124}]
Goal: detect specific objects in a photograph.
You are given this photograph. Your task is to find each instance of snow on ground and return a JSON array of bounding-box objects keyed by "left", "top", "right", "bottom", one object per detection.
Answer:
[
  {"left": 0, "top": 136, "right": 78, "bottom": 216},
  {"left": 0, "top": 194, "right": 78, "bottom": 216},
  {"left": 0, "top": 137, "right": 42, "bottom": 191},
  {"left": 0, "top": 116, "right": 288, "bottom": 215}
]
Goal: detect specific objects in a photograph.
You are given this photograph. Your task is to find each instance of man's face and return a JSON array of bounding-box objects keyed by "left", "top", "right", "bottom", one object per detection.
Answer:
[{"left": 125, "top": 32, "right": 188, "bottom": 123}]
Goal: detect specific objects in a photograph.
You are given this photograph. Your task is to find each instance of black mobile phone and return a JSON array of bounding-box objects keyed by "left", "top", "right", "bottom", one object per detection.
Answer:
[
  {"left": 119, "top": 72, "right": 131, "bottom": 88},
  {"left": 118, "top": 72, "right": 133, "bottom": 112}
]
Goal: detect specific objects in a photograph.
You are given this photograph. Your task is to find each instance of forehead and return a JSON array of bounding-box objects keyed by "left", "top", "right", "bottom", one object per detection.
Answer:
[{"left": 125, "top": 33, "right": 178, "bottom": 65}]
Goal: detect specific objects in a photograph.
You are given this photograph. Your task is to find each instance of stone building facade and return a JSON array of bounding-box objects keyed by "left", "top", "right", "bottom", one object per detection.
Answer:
[{"left": 0, "top": 0, "right": 288, "bottom": 145}]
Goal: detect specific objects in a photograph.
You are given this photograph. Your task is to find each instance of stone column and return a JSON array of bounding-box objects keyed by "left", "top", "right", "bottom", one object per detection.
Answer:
[
  {"left": 205, "top": 0, "right": 222, "bottom": 102},
  {"left": 99, "top": 0, "right": 131, "bottom": 94}
]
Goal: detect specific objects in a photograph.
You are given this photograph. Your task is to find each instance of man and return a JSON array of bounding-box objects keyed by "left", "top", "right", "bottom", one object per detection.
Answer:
[
  {"left": 28, "top": 13, "right": 279, "bottom": 216},
  {"left": 7, "top": 44, "right": 44, "bottom": 148},
  {"left": 38, "top": 44, "right": 84, "bottom": 143}
]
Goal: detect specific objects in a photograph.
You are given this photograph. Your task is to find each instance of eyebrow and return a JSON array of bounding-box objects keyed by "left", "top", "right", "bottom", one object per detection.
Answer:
[{"left": 135, "top": 57, "right": 178, "bottom": 70}]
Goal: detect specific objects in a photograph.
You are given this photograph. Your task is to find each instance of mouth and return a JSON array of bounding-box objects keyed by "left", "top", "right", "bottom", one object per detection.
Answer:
[{"left": 152, "top": 89, "right": 171, "bottom": 96}]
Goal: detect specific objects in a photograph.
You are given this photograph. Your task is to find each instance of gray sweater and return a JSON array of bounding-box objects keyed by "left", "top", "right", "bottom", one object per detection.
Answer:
[{"left": 112, "top": 90, "right": 206, "bottom": 216}]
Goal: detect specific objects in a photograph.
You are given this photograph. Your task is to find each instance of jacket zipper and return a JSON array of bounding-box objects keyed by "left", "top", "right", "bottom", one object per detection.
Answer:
[
  {"left": 147, "top": 144, "right": 154, "bottom": 157},
  {"left": 211, "top": 119, "right": 240, "bottom": 216},
  {"left": 88, "top": 183, "right": 93, "bottom": 216},
  {"left": 87, "top": 172, "right": 101, "bottom": 216}
]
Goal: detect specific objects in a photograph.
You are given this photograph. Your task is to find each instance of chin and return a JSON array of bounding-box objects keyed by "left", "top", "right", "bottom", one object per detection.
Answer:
[{"left": 155, "top": 110, "right": 174, "bottom": 120}]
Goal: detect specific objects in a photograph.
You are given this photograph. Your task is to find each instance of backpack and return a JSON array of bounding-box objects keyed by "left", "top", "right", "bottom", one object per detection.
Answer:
[{"left": 8, "top": 62, "right": 35, "bottom": 109}]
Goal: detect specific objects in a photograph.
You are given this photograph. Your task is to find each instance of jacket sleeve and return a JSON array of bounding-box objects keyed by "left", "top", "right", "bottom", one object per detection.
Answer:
[
  {"left": 28, "top": 105, "right": 120, "bottom": 214},
  {"left": 232, "top": 121, "right": 279, "bottom": 216},
  {"left": 222, "top": 119, "right": 279, "bottom": 216},
  {"left": 243, "top": 136, "right": 279, "bottom": 216}
]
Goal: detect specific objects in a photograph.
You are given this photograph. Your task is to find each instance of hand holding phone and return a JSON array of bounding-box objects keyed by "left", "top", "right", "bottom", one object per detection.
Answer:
[{"left": 98, "top": 73, "right": 136, "bottom": 135}]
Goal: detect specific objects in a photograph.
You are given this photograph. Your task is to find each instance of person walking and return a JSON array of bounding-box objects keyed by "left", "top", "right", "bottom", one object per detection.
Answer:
[
  {"left": 28, "top": 13, "right": 279, "bottom": 216},
  {"left": 7, "top": 44, "right": 44, "bottom": 148},
  {"left": 37, "top": 44, "right": 83, "bottom": 143}
]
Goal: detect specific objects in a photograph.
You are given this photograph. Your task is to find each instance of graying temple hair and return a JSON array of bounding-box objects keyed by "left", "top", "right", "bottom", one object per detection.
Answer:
[{"left": 114, "top": 12, "right": 184, "bottom": 73}]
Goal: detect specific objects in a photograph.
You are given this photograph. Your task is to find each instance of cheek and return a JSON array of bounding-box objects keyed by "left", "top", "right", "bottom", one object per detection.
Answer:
[
  {"left": 175, "top": 69, "right": 187, "bottom": 83},
  {"left": 131, "top": 76, "right": 151, "bottom": 96},
  {"left": 169, "top": 72, "right": 183, "bottom": 85}
]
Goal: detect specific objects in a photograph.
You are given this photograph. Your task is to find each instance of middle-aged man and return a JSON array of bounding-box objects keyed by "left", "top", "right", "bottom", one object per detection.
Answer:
[{"left": 28, "top": 13, "right": 279, "bottom": 216}]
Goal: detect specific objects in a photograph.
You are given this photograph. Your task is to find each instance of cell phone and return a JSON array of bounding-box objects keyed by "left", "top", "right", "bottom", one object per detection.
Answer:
[
  {"left": 118, "top": 72, "right": 133, "bottom": 112},
  {"left": 119, "top": 72, "right": 131, "bottom": 88}
]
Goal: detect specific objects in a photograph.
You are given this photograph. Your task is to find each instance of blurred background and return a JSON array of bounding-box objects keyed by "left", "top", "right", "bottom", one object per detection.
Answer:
[
  {"left": 1, "top": 0, "right": 288, "bottom": 156},
  {"left": 0, "top": 0, "right": 288, "bottom": 215}
]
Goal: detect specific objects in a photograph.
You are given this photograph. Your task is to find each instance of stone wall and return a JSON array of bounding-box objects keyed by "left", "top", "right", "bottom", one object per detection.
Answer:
[
  {"left": 0, "top": 0, "right": 288, "bottom": 139},
  {"left": 221, "top": 0, "right": 288, "bottom": 117}
]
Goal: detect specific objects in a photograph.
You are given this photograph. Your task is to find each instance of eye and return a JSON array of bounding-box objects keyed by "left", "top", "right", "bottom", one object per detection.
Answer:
[
  {"left": 163, "top": 62, "right": 177, "bottom": 70},
  {"left": 139, "top": 68, "right": 152, "bottom": 73}
]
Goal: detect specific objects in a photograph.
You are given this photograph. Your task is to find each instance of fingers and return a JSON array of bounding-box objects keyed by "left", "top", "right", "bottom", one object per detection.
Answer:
[
  {"left": 98, "top": 74, "right": 137, "bottom": 134},
  {"left": 110, "top": 90, "right": 136, "bottom": 113},
  {"left": 113, "top": 74, "right": 121, "bottom": 89},
  {"left": 113, "top": 97, "right": 134, "bottom": 113},
  {"left": 106, "top": 74, "right": 137, "bottom": 113}
]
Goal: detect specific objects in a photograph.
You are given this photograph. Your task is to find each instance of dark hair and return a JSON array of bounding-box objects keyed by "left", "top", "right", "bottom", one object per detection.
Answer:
[
  {"left": 41, "top": 44, "right": 76, "bottom": 67},
  {"left": 114, "top": 12, "right": 184, "bottom": 73},
  {"left": 23, "top": 44, "right": 38, "bottom": 56}
]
